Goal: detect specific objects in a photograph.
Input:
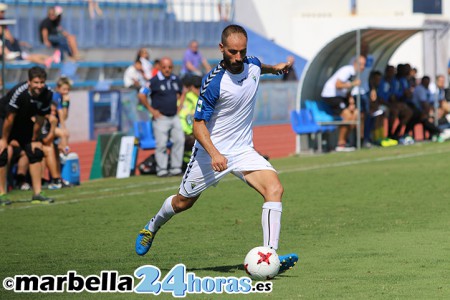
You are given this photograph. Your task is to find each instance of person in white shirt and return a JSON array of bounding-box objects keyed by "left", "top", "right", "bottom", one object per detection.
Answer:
[
  {"left": 123, "top": 59, "right": 145, "bottom": 89},
  {"left": 136, "top": 48, "right": 153, "bottom": 80},
  {"left": 135, "top": 24, "right": 298, "bottom": 275},
  {"left": 321, "top": 56, "right": 366, "bottom": 151}
]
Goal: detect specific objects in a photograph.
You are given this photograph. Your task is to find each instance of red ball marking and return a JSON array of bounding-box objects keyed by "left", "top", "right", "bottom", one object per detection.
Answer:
[{"left": 257, "top": 251, "right": 272, "bottom": 265}]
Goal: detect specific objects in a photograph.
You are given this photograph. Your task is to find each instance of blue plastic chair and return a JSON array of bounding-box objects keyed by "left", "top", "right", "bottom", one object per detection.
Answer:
[
  {"left": 290, "top": 109, "right": 322, "bottom": 135},
  {"left": 290, "top": 109, "right": 324, "bottom": 152},
  {"left": 133, "top": 121, "right": 156, "bottom": 150},
  {"left": 304, "top": 100, "right": 337, "bottom": 132}
]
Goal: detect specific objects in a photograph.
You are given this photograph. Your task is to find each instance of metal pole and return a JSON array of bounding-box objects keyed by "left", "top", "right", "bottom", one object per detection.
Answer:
[
  {"left": 433, "top": 29, "right": 439, "bottom": 126},
  {"left": 1, "top": 25, "right": 5, "bottom": 97},
  {"left": 356, "top": 29, "right": 361, "bottom": 150}
]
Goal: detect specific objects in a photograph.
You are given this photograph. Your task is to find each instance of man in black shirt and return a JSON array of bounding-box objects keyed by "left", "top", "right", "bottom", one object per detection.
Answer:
[
  {"left": 39, "top": 6, "right": 80, "bottom": 61},
  {"left": 0, "top": 67, "right": 54, "bottom": 204}
]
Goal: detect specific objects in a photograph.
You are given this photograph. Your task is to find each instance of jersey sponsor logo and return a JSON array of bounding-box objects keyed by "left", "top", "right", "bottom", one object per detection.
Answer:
[{"left": 237, "top": 76, "right": 247, "bottom": 85}]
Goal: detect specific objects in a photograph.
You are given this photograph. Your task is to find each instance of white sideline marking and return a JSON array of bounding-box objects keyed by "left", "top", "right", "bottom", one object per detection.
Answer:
[{"left": 1, "top": 148, "right": 448, "bottom": 211}]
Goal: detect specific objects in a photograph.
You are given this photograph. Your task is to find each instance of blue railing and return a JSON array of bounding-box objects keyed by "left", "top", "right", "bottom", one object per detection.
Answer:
[{"left": 4, "top": 0, "right": 234, "bottom": 49}]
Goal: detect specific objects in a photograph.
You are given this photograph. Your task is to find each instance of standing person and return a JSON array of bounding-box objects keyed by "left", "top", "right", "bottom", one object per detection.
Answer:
[
  {"left": 137, "top": 57, "right": 185, "bottom": 177},
  {"left": 321, "top": 56, "right": 365, "bottom": 151},
  {"left": 135, "top": 25, "right": 298, "bottom": 274},
  {"left": 181, "top": 40, "right": 211, "bottom": 77},
  {"left": 39, "top": 6, "right": 81, "bottom": 61},
  {"left": 136, "top": 48, "right": 153, "bottom": 81},
  {"left": 123, "top": 59, "right": 145, "bottom": 89},
  {"left": 0, "top": 66, "right": 54, "bottom": 203},
  {"left": 179, "top": 75, "right": 202, "bottom": 169}
]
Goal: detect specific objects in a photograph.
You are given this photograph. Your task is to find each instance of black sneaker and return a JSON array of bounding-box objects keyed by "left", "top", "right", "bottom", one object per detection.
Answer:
[
  {"left": 0, "top": 194, "right": 12, "bottom": 206},
  {"left": 31, "top": 193, "right": 54, "bottom": 204}
]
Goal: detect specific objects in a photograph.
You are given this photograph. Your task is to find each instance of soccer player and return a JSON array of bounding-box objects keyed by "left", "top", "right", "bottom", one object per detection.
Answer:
[
  {"left": 0, "top": 66, "right": 54, "bottom": 203},
  {"left": 135, "top": 24, "right": 298, "bottom": 274}
]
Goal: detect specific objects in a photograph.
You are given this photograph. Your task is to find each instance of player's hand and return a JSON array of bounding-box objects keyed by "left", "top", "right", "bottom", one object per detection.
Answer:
[
  {"left": 211, "top": 153, "right": 228, "bottom": 172},
  {"left": 273, "top": 61, "right": 292, "bottom": 75}
]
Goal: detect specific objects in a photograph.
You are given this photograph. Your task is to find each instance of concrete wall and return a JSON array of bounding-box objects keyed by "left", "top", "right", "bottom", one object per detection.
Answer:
[{"left": 234, "top": 0, "right": 450, "bottom": 78}]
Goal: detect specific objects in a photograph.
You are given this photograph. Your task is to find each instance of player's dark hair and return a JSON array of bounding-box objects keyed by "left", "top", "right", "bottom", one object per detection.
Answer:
[
  {"left": 221, "top": 24, "right": 247, "bottom": 44},
  {"left": 28, "top": 66, "right": 47, "bottom": 81}
]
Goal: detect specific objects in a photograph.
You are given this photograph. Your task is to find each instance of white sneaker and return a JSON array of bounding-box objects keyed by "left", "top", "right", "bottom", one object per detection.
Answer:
[
  {"left": 6, "top": 51, "right": 21, "bottom": 60},
  {"left": 335, "top": 145, "right": 356, "bottom": 152}
]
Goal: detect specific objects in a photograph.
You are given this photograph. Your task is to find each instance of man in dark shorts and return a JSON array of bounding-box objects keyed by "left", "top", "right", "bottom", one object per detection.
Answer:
[
  {"left": 0, "top": 66, "right": 54, "bottom": 204},
  {"left": 321, "top": 56, "right": 366, "bottom": 151}
]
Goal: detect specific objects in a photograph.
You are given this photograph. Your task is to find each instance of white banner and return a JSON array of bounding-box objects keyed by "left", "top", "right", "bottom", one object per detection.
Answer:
[{"left": 116, "top": 136, "right": 136, "bottom": 179}]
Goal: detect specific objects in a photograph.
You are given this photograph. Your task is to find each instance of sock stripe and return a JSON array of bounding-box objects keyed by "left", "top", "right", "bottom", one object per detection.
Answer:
[{"left": 267, "top": 209, "right": 271, "bottom": 248}]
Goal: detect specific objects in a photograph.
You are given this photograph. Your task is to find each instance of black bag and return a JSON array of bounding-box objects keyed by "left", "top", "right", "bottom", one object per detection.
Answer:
[{"left": 139, "top": 154, "right": 157, "bottom": 175}]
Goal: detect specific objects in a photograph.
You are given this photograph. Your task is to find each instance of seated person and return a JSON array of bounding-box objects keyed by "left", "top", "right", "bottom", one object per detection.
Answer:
[
  {"left": 39, "top": 6, "right": 81, "bottom": 61},
  {"left": 321, "top": 56, "right": 365, "bottom": 151},
  {"left": 405, "top": 76, "right": 443, "bottom": 142},
  {"left": 40, "top": 102, "right": 71, "bottom": 189},
  {"left": 52, "top": 77, "right": 72, "bottom": 156}
]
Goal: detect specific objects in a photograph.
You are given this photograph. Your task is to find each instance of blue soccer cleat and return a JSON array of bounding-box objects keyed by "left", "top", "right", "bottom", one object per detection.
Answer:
[
  {"left": 278, "top": 253, "right": 298, "bottom": 274},
  {"left": 135, "top": 224, "right": 155, "bottom": 256}
]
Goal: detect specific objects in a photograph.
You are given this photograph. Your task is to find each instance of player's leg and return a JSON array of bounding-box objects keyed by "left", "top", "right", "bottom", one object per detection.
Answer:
[
  {"left": 24, "top": 142, "right": 53, "bottom": 203},
  {"left": 135, "top": 193, "right": 200, "bottom": 256},
  {"left": 135, "top": 148, "right": 230, "bottom": 256},
  {"left": 0, "top": 148, "right": 11, "bottom": 205},
  {"left": 243, "top": 169, "right": 283, "bottom": 250},
  {"left": 242, "top": 163, "right": 298, "bottom": 273}
]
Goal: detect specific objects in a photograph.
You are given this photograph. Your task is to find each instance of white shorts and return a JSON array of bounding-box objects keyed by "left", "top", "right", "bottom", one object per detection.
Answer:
[{"left": 179, "top": 147, "right": 276, "bottom": 198}]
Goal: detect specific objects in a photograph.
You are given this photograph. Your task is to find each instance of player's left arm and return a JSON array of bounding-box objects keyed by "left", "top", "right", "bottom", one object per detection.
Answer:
[{"left": 261, "top": 61, "right": 292, "bottom": 75}]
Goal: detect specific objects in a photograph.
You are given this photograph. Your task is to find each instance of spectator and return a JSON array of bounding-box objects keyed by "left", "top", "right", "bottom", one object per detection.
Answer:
[
  {"left": 151, "top": 59, "right": 161, "bottom": 78},
  {"left": 404, "top": 76, "right": 443, "bottom": 142},
  {"left": 123, "top": 59, "right": 145, "bottom": 89},
  {"left": 39, "top": 6, "right": 81, "bottom": 61},
  {"left": 0, "top": 4, "right": 60, "bottom": 67},
  {"left": 179, "top": 75, "right": 202, "bottom": 169},
  {"left": 87, "top": 0, "right": 103, "bottom": 19},
  {"left": 389, "top": 64, "right": 413, "bottom": 140},
  {"left": 321, "top": 56, "right": 365, "bottom": 151},
  {"left": 138, "top": 57, "right": 185, "bottom": 177},
  {"left": 360, "top": 70, "right": 384, "bottom": 147},
  {"left": 282, "top": 56, "right": 298, "bottom": 81},
  {"left": 181, "top": 40, "right": 211, "bottom": 77},
  {"left": 40, "top": 102, "right": 71, "bottom": 189},
  {"left": 0, "top": 66, "right": 54, "bottom": 203},
  {"left": 52, "top": 77, "right": 72, "bottom": 156},
  {"left": 429, "top": 74, "right": 449, "bottom": 121},
  {"left": 136, "top": 48, "right": 153, "bottom": 80}
]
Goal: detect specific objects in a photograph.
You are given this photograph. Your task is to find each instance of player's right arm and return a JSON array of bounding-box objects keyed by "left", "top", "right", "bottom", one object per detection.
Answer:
[{"left": 193, "top": 119, "right": 228, "bottom": 172}]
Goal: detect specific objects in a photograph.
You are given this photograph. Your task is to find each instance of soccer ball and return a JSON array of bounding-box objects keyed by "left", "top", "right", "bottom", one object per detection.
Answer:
[{"left": 244, "top": 246, "right": 280, "bottom": 280}]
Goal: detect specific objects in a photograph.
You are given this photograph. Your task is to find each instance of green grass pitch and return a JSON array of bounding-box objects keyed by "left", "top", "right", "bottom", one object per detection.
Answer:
[{"left": 1, "top": 142, "right": 450, "bottom": 299}]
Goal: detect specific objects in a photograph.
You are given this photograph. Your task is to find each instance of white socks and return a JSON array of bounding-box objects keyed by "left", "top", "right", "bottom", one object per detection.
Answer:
[
  {"left": 262, "top": 202, "right": 282, "bottom": 250},
  {"left": 147, "top": 195, "right": 176, "bottom": 233}
]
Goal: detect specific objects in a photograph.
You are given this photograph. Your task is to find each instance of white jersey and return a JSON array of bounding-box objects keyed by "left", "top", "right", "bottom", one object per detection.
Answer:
[
  {"left": 194, "top": 56, "right": 261, "bottom": 154},
  {"left": 321, "top": 65, "right": 355, "bottom": 98}
]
